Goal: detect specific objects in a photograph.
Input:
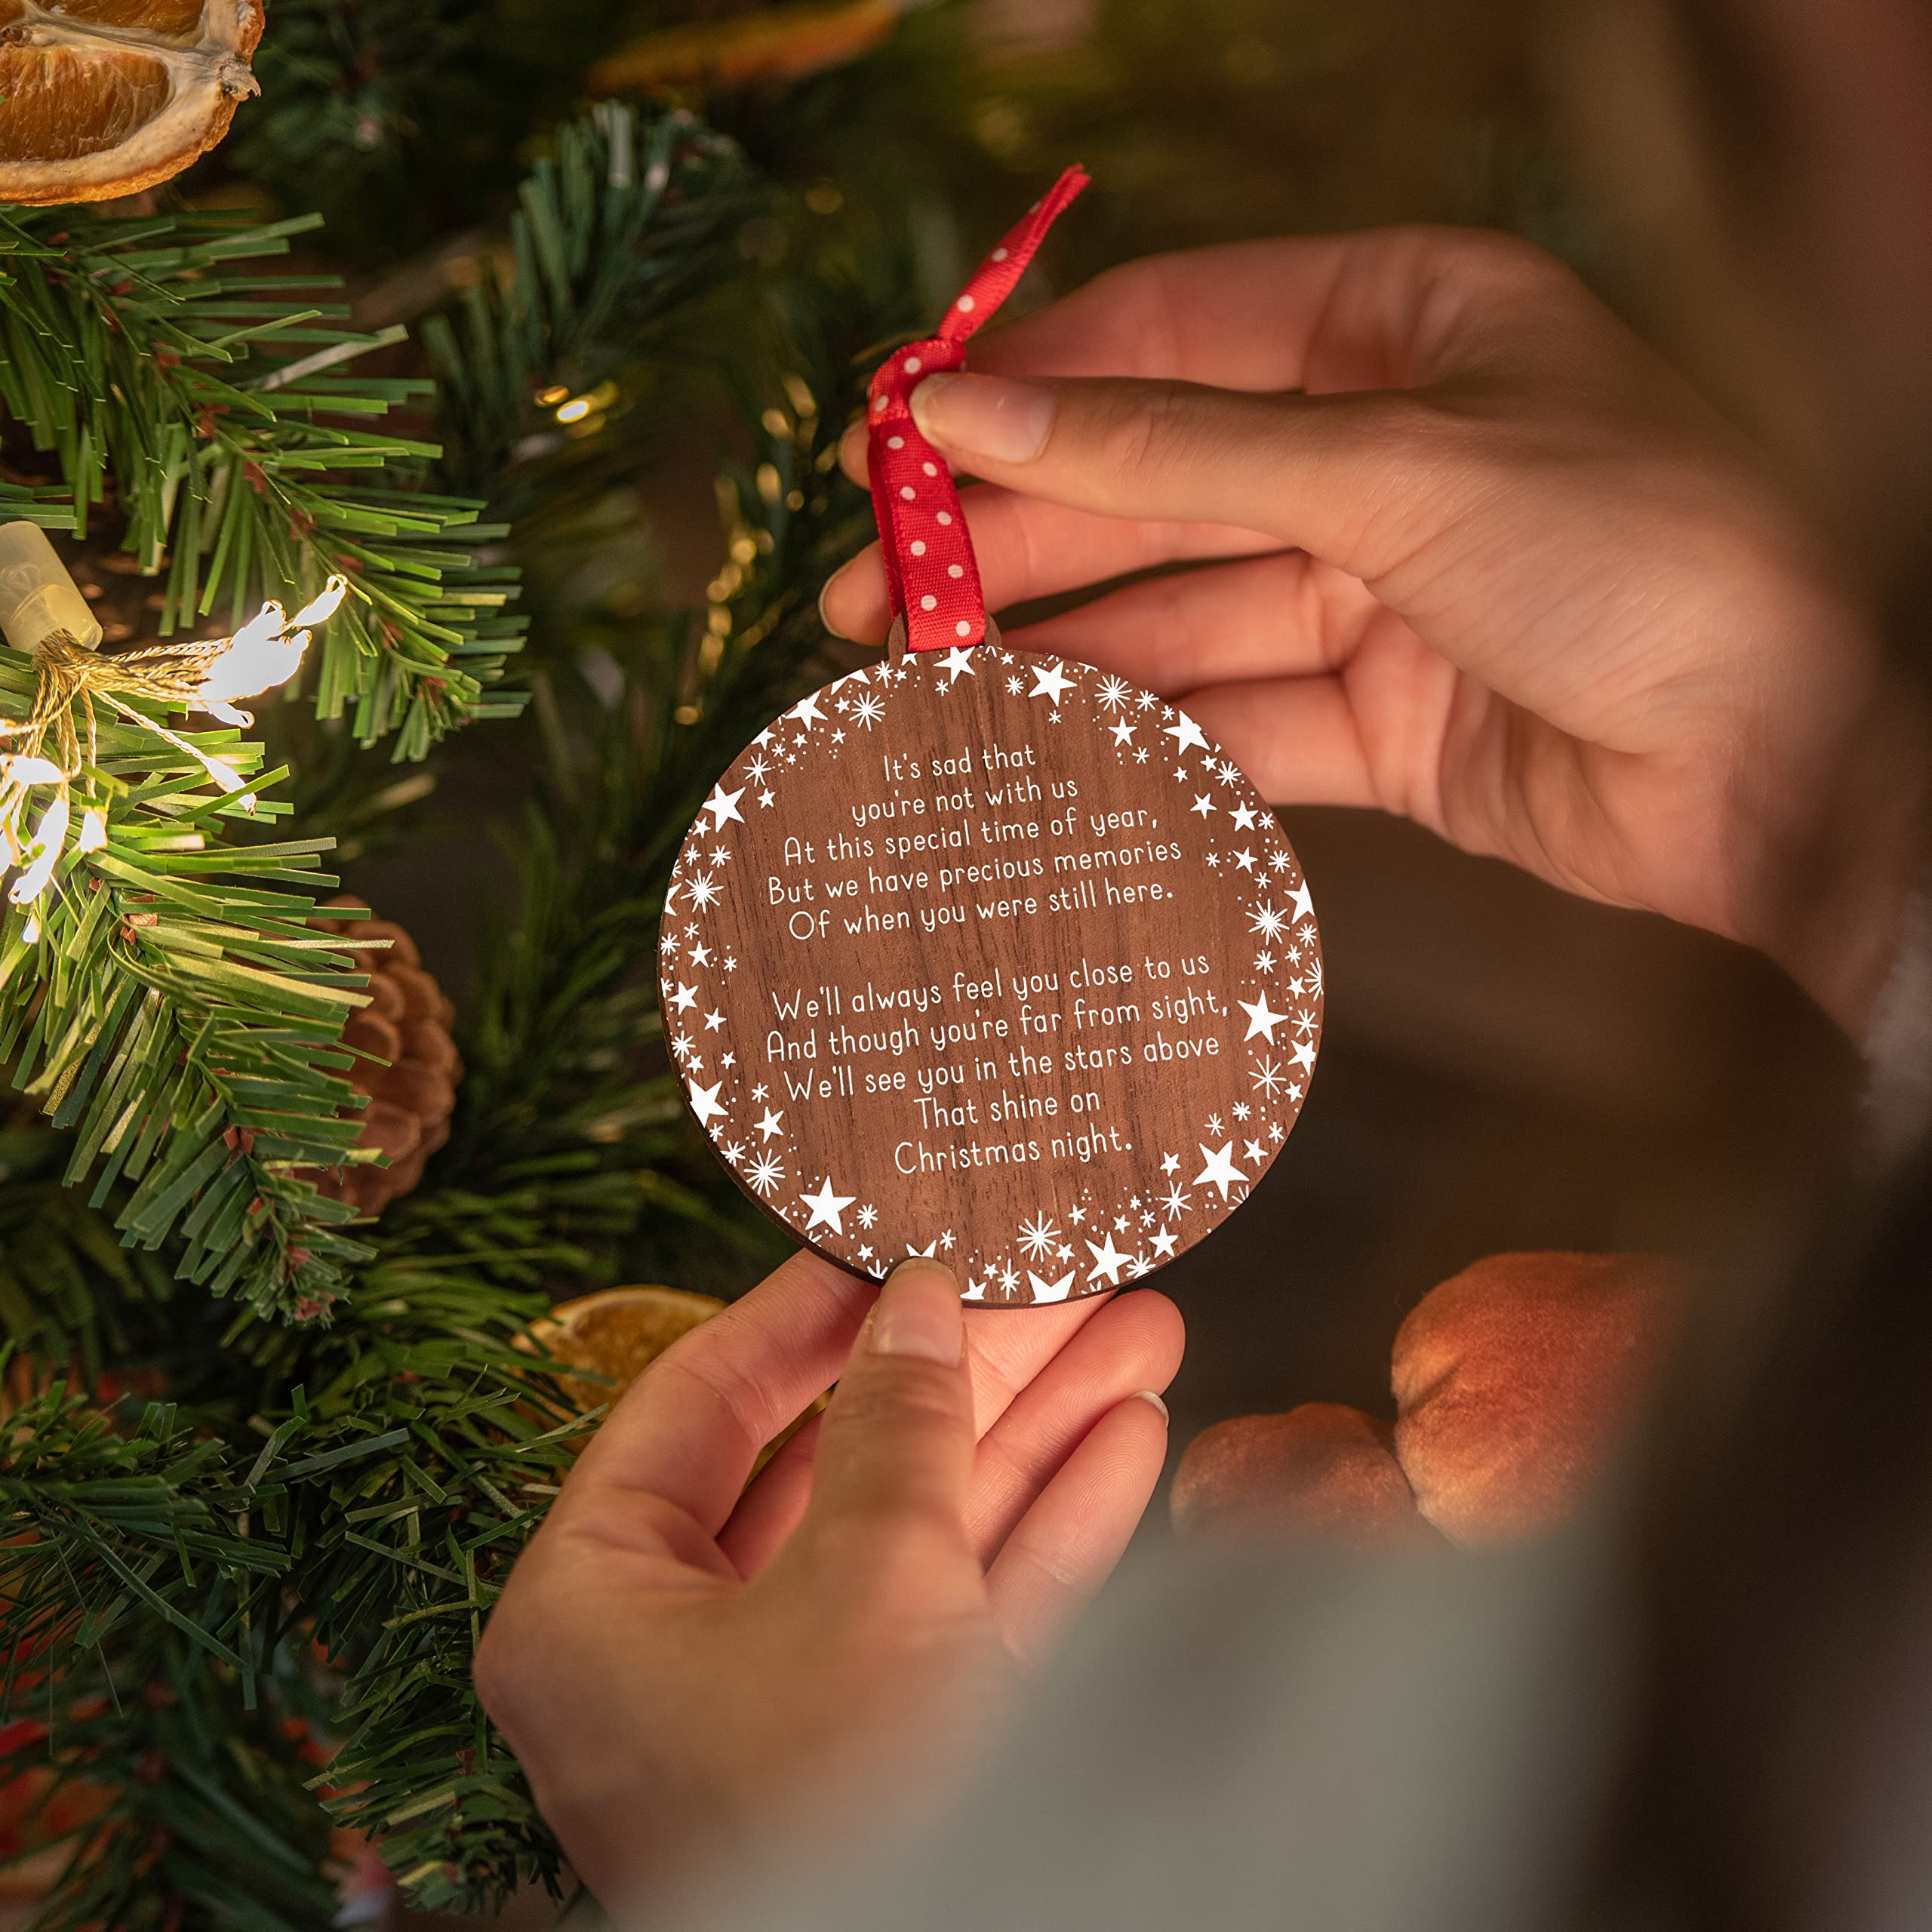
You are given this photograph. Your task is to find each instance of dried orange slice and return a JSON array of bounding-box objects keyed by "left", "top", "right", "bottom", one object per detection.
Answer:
[
  {"left": 0, "top": 0, "right": 263, "bottom": 207},
  {"left": 526, "top": 1284, "right": 726, "bottom": 1414}
]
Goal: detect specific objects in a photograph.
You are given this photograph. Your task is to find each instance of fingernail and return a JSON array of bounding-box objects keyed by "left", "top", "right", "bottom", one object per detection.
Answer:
[
  {"left": 871, "top": 1260, "right": 963, "bottom": 1364},
  {"left": 1131, "top": 1389, "right": 1171, "bottom": 1422},
  {"left": 818, "top": 558, "right": 855, "bottom": 638},
  {"left": 911, "top": 373, "right": 1056, "bottom": 464}
]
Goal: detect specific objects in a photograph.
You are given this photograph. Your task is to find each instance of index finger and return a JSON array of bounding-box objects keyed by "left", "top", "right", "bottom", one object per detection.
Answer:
[{"left": 561, "top": 1248, "right": 872, "bottom": 1536}]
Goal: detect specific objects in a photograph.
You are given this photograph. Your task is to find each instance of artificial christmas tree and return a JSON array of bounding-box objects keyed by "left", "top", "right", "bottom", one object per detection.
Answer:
[{"left": 0, "top": 2, "right": 1553, "bottom": 1922}]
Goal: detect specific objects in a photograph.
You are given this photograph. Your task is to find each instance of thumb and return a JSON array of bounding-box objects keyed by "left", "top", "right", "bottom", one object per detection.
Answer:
[
  {"left": 801, "top": 1259, "right": 976, "bottom": 1552},
  {"left": 909, "top": 370, "right": 1444, "bottom": 585}
]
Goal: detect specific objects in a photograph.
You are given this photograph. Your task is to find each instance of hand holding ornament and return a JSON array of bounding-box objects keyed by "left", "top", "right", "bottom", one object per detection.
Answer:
[{"left": 825, "top": 228, "right": 1929, "bottom": 1038}]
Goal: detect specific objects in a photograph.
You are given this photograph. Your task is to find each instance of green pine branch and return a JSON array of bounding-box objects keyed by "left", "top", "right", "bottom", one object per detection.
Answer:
[
  {"left": 0, "top": 205, "right": 524, "bottom": 756},
  {"left": 423, "top": 100, "right": 758, "bottom": 509},
  {"left": 0, "top": 88, "right": 917, "bottom": 1925},
  {"left": 0, "top": 655, "right": 377, "bottom": 1325}
]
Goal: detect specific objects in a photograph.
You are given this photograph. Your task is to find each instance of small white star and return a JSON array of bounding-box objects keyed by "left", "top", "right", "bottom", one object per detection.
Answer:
[
  {"left": 1161, "top": 1152, "right": 1180, "bottom": 1175},
  {"left": 1194, "top": 1141, "right": 1247, "bottom": 1201},
  {"left": 1239, "top": 993, "right": 1288, "bottom": 1042},
  {"left": 755, "top": 1107, "right": 784, "bottom": 1141},
  {"left": 790, "top": 692, "right": 826, "bottom": 728},
  {"left": 1164, "top": 712, "right": 1209, "bottom": 757},
  {"left": 1150, "top": 1228, "right": 1180, "bottom": 1260},
  {"left": 688, "top": 1081, "right": 727, "bottom": 1128},
  {"left": 1085, "top": 1232, "right": 1133, "bottom": 1286},
  {"left": 1029, "top": 662, "right": 1072, "bottom": 706},
  {"left": 940, "top": 645, "right": 977, "bottom": 685},
  {"left": 800, "top": 1177, "right": 857, "bottom": 1235},
  {"left": 704, "top": 783, "right": 746, "bottom": 830},
  {"left": 669, "top": 982, "right": 697, "bottom": 1014},
  {"left": 1109, "top": 718, "right": 1135, "bottom": 748},
  {"left": 1191, "top": 794, "right": 1216, "bottom": 818}
]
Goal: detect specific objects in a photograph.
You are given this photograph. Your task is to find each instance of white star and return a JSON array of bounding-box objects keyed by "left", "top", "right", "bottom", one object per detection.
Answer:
[
  {"left": 1233, "top": 848, "right": 1257, "bottom": 872},
  {"left": 703, "top": 1009, "right": 725, "bottom": 1032},
  {"left": 1238, "top": 993, "right": 1288, "bottom": 1042},
  {"left": 1290, "top": 1038, "right": 1318, "bottom": 1073},
  {"left": 1085, "top": 1232, "right": 1132, "bottom": 1286},
  {"left": 755, "top": 1107, "right": 784, "bottom": 1140},
  {"left": 1161, "top": 1152, "right": 1180, "bottom": 1175},
  {"left": 790, "top": 692, "right": 826, "bottom": 728},
  {"left": 688, "top": 1081, "right": 727, "bottom": 1129},
  {"left": 1289, "top": 881, "right": 1315, "bottom": 926},
  {"left": 905, "top": 1238, "right": 939, "bottom": 1258},
  {"left": 1150, "top": 1228, "right": 1180, "bottom": 1260},
  {"left": 1244, "top": 1138, "right": 1268, "bottom": 1165},
  {"left": 1028, "top": 662, "right": 1072, "bottom": 706},
  {"left": 1190, "top": 794, "right": 1216, "bottom": 818},
  {"left": 940, "top": 645, "right": 977, "bottom": 685},
  {"left": 1193, "top": 1141, "right": 1247, "bottom": 1201},
  {"left": 1164, "top": 712, "right": 1209, "bottom": 757},
  {"left": 1029, "top": 1270, "right": 1075, "bottom": 1301},
  {"left": 1019, "top": 1214, "right": 1060, "bottom": 1261},
  {"left": 669, "top": 982, "right": 697, "bottom": 1014},
  {"left": 800, "top": 1177, "right": 857, "bottom": 1235},
  {"left": 704, "top": 783, "right": 746, "bottom": 830},
  {"left": 1231, "top": 804, "right": 1258, "bottom": 831},
  {"left": 1109, "top": 718, "right": 1135, "bottom": 747}
]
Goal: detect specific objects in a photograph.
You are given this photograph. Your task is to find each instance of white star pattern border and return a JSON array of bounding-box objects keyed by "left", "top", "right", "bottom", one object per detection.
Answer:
[{"left": 658, "top": 648, "right": 1324, "bottom": 1303}]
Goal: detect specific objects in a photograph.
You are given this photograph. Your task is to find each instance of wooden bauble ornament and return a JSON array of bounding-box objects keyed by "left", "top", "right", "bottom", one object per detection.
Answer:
[{"left": 659, "top": 640, "right": 1323, "bottom": 1306}]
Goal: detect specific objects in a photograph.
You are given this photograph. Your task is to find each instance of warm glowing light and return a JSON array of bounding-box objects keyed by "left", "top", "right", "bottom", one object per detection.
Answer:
[
  {"left": 2, "top": 754, "right": 66, "bottom": 787},
  {"left": 554, "top": 381, "right": 617, "bottom": 426},
  {"left": 194, "top": 575, "right": 349, "bottom": 724},
  {"left": 537, "top": 385, "right": 569, "bottom": 406},
  {"left": 20, "top": 914, "right": 38, "bottom": 944},
  {"left": 289, "top": 579, "right": 349, "bottom": 629},
  {"left": 10, "top": 792, "right": 69, "bottom": 906},
  {"left": 77, "top": 807, "right": 107, "bottom": 854}
]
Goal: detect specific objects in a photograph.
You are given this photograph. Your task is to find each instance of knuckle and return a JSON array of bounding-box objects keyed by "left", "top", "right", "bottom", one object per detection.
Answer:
[{"left": 830, "top": 1364, "right": 964, "bottom": 1438}]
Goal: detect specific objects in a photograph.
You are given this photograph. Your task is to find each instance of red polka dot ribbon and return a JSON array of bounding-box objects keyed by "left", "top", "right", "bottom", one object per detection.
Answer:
[{"left": 866, "top": 166, "right": 1090, "bottom": 654}]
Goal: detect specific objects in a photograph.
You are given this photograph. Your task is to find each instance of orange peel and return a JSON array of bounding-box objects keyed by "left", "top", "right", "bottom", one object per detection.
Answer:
[{"left": 0, "top": 0, "right": 263, "bottom": 207}]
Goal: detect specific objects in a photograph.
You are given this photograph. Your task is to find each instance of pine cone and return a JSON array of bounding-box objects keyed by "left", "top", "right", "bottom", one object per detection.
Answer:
[{"left": 310, "top": 897, "right": 463, "bottom": 1215}]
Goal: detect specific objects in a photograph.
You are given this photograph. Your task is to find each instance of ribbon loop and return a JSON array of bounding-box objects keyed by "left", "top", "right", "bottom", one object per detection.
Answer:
[{"left": 865, "top": 167, "right": 1089, "bottom": 654}]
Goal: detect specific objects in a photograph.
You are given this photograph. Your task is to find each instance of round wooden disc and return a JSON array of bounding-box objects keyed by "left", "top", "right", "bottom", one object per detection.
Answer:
[{"left": 658, "top": 645, "right": 1324, "bottom": 1305}]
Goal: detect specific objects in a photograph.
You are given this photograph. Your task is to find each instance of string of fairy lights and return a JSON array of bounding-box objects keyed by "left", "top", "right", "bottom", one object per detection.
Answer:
[{"left": 0, "top": 521, "right": 348, "bottom": 940}]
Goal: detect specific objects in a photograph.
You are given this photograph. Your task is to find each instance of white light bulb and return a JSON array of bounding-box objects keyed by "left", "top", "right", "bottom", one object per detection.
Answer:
[{"left": 9, "top": 792, "right": 69, "bottom": 905}]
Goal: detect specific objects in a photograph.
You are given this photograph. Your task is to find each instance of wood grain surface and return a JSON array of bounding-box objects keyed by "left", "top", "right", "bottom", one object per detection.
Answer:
[{"left": 658, "top": 645, "right": 1323, "bottom": 1304}]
